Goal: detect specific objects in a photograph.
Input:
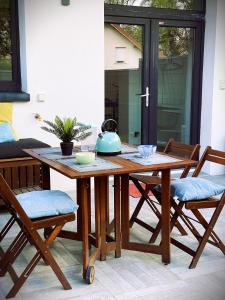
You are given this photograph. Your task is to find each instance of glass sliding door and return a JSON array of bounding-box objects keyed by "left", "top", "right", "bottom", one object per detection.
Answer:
[
  {"left": 157, "top": 26, "right": 194, "bottom": 147},
  {"left": 104, "top": 23, "right": 144, "bottom": 145},
  {"left": 105, "top": 16, "right": 203, "bottom": 146}
]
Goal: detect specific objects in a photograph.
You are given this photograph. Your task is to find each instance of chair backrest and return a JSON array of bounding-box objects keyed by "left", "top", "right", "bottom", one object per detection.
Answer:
[
  {"left": 193, "top": 146, "right": 225, "bottom": 177},
  {"left": 152, "top": 138, "right": 200, "bottom": 178},
  {"left": 0, "top": 173, "right": 33, "bottom": 227}
]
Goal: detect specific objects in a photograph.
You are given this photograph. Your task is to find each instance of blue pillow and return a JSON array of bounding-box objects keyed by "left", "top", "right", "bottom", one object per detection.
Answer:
[
  {"left": 155, "top": 177, "right": 225, "bottom": 201},
  {"left": 0, "top": 122, "right": 16, "bottom": 143},
  {"left": 17, "top": 190, "right": 79, "bottom": 219}
]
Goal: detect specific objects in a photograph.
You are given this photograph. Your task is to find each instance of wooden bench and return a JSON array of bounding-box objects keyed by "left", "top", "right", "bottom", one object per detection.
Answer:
[{"left": 0, "top": 139, "right": 50, "bottom": 209}]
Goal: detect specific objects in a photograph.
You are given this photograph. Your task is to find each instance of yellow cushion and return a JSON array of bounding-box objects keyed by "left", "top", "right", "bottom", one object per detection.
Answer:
[
  {"left": 0, "top": 103, "right": 13, "bottom": 123},
  {"left": 0, "top": 103, "right": 18, "bottom": 140}
]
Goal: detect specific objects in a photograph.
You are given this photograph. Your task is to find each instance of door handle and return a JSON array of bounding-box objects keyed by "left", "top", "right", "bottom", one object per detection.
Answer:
[{"left": 137, "top": 86, "right": 150, "bottom": 107}]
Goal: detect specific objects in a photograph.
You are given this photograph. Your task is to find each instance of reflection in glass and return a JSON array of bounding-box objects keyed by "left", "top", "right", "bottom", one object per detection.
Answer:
[
  {"left": 104, "top": 0, "right": 202, "bottom": 10},
  {"left": 105, "top": 23, "right": 143, "bottom": 144},
  {"left": 157, "top": 27, "right": 193, "bottom": 146},
  {"left": 0, "top": 0, "right": 12, "bottom": 81}
]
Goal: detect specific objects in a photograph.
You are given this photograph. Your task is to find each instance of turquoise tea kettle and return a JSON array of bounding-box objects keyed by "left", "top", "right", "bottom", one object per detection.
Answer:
[{"left": 96, "top": 119, "right": 122, "bottom": 155}]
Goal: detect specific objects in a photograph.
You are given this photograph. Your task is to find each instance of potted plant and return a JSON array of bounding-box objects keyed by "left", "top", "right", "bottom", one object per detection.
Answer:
[{"left": 41, "top": 116, "right": 91, "bottom": 155}]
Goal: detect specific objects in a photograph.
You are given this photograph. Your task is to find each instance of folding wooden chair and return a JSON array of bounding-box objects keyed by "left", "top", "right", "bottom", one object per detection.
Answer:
[
  {"left": 0, "top": 174, "right": 77, "bottom": 298},
  {"left": 129, "top": 139, "right": 200, "bottom": 242},
  {"left": 167, "top": 146, "right": 225, "bottom": 268}
]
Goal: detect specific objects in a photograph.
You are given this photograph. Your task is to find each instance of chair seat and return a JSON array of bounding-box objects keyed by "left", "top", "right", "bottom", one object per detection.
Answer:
[
  {"left": 162, "top": 177, "right": 225, "bottom": 202},
  {"left": 17, "top": 190, "right": 78, "bottom": 219},
  {"left": 130, "top": 174, "right": 162, "bottom": 185},
  {"left": 185, "top": 197, "right": 220, "bottom": 209}
]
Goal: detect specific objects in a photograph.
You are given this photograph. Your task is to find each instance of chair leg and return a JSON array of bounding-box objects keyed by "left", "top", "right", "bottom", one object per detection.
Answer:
[
  {"left": 170, "top": 199, "right": 225, "bottom": 269},
  {"left": 171, "top": 201, "right": 202, "bottom": 241},
  {"left": 149, "top": 197, "right": 188, "bottom": 244},
  {"left": 6, "top": 252, "right": 42, "bottom": 298},
  {"left": 0, "top": 217, "right": 15, "bottom": 242},
  {"left": 0, "top": 246, "right": 18, "bottom": 284},
  {"left": 4, "top": 225, "right": 71, "bottom": 298},
  {"left": 188, "top": 204, "right": 225, "bottom": 269},
  {"left": 7, "top": 243, "right": 71, "bottom": 299},
  {"left": 0, "top": 231, "right": 28, "bottom": 277},
  {"left": 149, "top": 220, "right": 161, "bottom": 243},
  {"left": 153, "top": 190, "right": 188, "bottom": 232},
  {"left": 189, "top": 211, "right": 221, "bottom": 269},
  {"left": 35, "top": 225, "right": 72, "bottom": 290},
  {"left": 129, "top": 178, "right": 148, "bottom": 228},
  {"left": 170, "top": 205, "right": 188, "bottom": 236},
  {"left": 129, "top": 196, "right": 146, "bottom": 228},
  {"left": 191, "top": 209, "right": 225, "bottom": 255},
  {"left": 130, "top": 180, "right": 188, "bottom": 243}
]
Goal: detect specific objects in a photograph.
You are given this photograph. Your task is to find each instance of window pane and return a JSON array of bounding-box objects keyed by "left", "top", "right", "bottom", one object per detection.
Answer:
[
  {"left": 105, "top": 0, "right": 203, "bottom": 11},
  {"left": 0, "top": 0, "right": 12, "bottom": 81},
  {"left": 105, "top": 23, "right": 143, "bottom": 144},
  {"left": 157, "top": 27, "right": 194, "bottom": 146}
]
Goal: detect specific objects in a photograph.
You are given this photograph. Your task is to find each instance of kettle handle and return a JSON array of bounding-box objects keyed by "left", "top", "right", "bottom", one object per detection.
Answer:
[{"left": 101, "top": 119, "right": 118, "bottom": 132}]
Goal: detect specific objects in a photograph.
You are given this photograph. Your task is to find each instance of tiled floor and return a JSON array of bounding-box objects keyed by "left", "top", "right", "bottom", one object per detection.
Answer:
[{"left": 0, "top": 175, "right": 224, "bottom": 300}]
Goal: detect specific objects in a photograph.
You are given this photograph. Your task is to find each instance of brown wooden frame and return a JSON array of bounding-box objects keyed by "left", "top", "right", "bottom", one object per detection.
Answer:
[
  {"left": 129, "top": 139, "right": 200, "bottom": 242},
  {"left": 169, "top": 146, "right": 225, "bottom": 268},
  {"left": 0, "top": 173, "right": 75, "bottom": 298},
  {"left": 23, "top": 147, "right": 197, "bottom": 282},
  {"left": 0, "top": 157, "right": 50, "bottom": 208}
]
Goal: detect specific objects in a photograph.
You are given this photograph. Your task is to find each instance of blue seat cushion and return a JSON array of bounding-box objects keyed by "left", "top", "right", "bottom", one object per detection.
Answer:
[
  {"left": 155, "top": 177, "right": 225, "bottom": 201},
  {"left": 16, "top": 190, "right": 78, "bottom": 219},
  {"left": 0, "top": 122, "right": 16, "bottom": 143}
]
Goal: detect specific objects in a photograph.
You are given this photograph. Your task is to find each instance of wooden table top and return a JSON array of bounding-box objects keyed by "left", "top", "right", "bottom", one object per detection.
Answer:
[{"left": 23, "top": 148, "right": 197, "bottom": 180}]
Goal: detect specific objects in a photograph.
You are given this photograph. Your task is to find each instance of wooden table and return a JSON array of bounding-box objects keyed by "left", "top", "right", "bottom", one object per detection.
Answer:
[{"left": 24, "top": 148, "right": 196, "bottom": 283}]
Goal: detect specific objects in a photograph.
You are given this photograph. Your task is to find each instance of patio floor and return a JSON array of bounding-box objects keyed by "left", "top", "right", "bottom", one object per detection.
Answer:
[{"left": 0, "top": 174, "right": 224, "bottom": 300}]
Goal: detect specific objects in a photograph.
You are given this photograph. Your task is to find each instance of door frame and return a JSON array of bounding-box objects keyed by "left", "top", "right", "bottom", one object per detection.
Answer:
[
  {"left": 105, "top": 4, "right": 205, "bottom": 145},
  {"left": 105, "top": 16, "right": 151, "bottom": 143}
]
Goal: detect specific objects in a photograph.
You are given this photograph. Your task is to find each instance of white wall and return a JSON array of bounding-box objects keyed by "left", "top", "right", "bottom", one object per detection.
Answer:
[
  {"left": 15, "top": 0, "right": 104, "bottom": 190},
  {"left": 15, "top": 0, "right": 104, "bottom": 146},
  {"left": 201, "top": 0, "right": 225, "bottom": 175}
]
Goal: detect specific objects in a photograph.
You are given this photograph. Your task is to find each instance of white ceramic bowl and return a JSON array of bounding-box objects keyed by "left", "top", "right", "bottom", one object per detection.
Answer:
[{"left": 76, "top": 152, "right": 95, "bottom": 164}]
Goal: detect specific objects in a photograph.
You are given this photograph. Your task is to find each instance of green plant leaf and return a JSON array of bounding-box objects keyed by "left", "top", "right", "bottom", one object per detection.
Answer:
[{"left": 41, "top": 116, "right": 92, "bottom": 143}]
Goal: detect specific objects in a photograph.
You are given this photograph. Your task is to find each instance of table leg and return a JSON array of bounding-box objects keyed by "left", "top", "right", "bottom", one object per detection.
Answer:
[
  {"left": 100, "top": 176, "right": 108, "bottom": 261},
  {"left": 79, "top": 178, "right": 90, "bottom": 279},
  {"left": 94, "top": 178, "right": 101, "bottom": 250},
  {"left": 161, "top": 169, "right": 171, "bottom": 264},
  {"left": 80, "top": 178, "right": 102, "bottom": 284},
  {"left": 114, "top": 175, "right": 121, "bottom": 258},
  {"left": 76, "top": 180, "right": 83, "bottom": 239},
  {"left": 121, "top": 174, "right": 130, "bottom": 249}
]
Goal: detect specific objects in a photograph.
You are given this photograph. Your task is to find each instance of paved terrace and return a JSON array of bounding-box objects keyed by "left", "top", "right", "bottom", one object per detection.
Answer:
[{"left": 0, "top": 174, "right": 224, "bottom": 300}]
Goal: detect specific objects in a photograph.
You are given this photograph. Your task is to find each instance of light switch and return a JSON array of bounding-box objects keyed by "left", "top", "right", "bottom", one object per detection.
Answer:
[
  {"left": 37, "top": 93, "right": 46, "bottom": 102},
  {"left": 219, "top": 80, "right": 225, "bottom": 90}
]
